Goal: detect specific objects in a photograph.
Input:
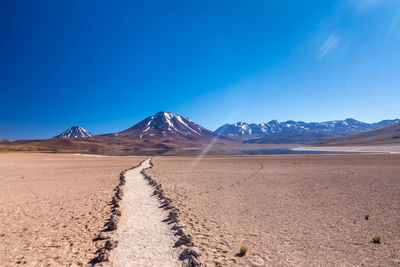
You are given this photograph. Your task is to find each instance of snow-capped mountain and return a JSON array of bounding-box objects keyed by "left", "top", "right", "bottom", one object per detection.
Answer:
[
  {"left": 314, "top": 122, "right": 400, "bottom": 145},
  {"left": 0, "top": 137, "right": 10, "bottom": 143},
  {"left": 54, "top": 126, "right": 93, "bottom": 138},
  {"left": 118, "top": 112, "right": 215, "bottom": 140},
  {"left": 215, "top": 118, "right": 400, "bottom": 143}
]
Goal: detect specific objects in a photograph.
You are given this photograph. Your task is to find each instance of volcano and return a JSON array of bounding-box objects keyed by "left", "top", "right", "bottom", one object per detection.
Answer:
[
  {"left": 116, "top": 112, "right": 215, "bottom": 140},
  {"left": 54, "top": 126, "right": 93, "bottom": 139}
]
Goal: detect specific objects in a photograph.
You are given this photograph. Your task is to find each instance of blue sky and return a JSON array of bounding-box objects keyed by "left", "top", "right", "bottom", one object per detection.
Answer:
[{"left": 1, "top": 0, "right": 400, "bottom": 140}]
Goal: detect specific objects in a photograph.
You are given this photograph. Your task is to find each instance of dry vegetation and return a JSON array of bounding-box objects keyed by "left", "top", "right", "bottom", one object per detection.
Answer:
[{"left": 147, "top": 154, "right": 400, "bottom": 266}]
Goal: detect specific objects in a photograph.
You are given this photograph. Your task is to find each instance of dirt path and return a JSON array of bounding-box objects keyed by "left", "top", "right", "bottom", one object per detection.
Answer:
[{"left": 111, "top": 159, "right": 180, "bottom": 267}]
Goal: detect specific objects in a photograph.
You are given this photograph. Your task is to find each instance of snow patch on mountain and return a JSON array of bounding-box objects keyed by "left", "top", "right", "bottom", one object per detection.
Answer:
[
  {"left": 215, "top": 118, "right": 400, "bottom": 138},
  {"left": 54, "top": 126, "right": 93, "bottom": 139},
  {"left": 119, "top": 112, "right": 215, "bottom": 139},
  {"left": 0, "top": 137, "right": 10, "bottom": 143}
]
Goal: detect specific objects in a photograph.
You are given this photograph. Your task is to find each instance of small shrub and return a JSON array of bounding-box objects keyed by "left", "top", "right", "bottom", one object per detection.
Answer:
[
  {"left": 239, "top": 246, "right": 248, "bottom": 256},
  {"left": 365, "top": 215, "right": 369, "bottom": 220},
  {"left": 373, "top": 236, "right": 381, "bottom": 244}
]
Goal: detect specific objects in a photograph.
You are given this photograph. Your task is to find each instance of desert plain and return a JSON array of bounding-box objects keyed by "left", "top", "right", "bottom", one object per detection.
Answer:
[
  {"left": 1, "top": 152, "right": 399, "bottom": 266},
  {"left": 0, "top": 153, "right": 144, "bottom": 266},
  {"left": 148, "top": 154, "right": 400, "bottom": 266}
]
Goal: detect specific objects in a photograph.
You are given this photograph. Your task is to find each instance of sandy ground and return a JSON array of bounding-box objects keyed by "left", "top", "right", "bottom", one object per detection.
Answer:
[
  {"left": 295, "top": 144, "right": 400, "bottom": 153},
  {"left": 111, "top": 159, "right": 180, "bottom": 267},
  {"left": 0, "top": 153, "right": 143, "bottom": 266},
  {"left": 147, "top": 154, "right": 400, "bottom": 266}
]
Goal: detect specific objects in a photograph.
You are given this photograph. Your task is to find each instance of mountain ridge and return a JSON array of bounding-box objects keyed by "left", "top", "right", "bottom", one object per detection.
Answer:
[
  {"left": 312, "top": 122, "right": 400, "bottom": 145},
  {"left": 215, "top": 118, "right": 400, "bottom": 143},
  {"left": 2, "top": 113, "right": 400, "bottom": 153},
  {"left": 0, "top": 137, "right": 10, "bottom": 143}
]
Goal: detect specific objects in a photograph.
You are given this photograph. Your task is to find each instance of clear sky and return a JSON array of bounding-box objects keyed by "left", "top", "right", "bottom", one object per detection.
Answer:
[{"left": 1, "top": 0, "right": 400, "bottom": 140}]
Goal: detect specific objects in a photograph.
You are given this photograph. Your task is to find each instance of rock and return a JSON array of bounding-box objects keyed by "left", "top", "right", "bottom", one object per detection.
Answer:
[
  {"left": 112, "top": 196, "right": 120, "bottom": 204},
  {"left": 172, "top": 222, "right": 186, "bottom": 230},
  {"left": 104, "top": 240, "right": 119, "bottom": 250},
  {"left": 97, "top": 248, "right": 110, "bottom": 262},
  {"left": 164, "top": 204, "right": 174, "bottom": 210},
  {"left": 153, "top": 187, "right": 163, "bottom": 196},
  {"left": 116, "top": 186, "right": 123, "bottom": 194},
  {"left": 107, "top": 220, "right": 118, "bottom": 230},
  {"left": 176, "top": 228, "right": 186, "bottom": 236},
  {"left": 107, "top": 214, "right": 120, "bottom": 230},
  {"left": 181, "top": 247, "right": 202, "bottom": 259},
  {"left": 164, "top": 198, "right": 172, "bottom": 205},
  {"left": 178, "top": 233, "right": 193, "bottom": 245},
  {"left": 115, "top": 191, "right": 123, "bottom": 200},
  {"left": 183, "top": 256, "right": 206, "bottom": 267},
  {"left": 158, "top": 191, "right": 166, "bottom": 199},
  {"left": 112, "top": 209, "right": 122, "bottom": 217},
  {"left": 168, "top": 209, "right": 180, "bottom": 222},
  {"left": 110, "top": 214, "right": 120, "bottom": 222},
  {"left": 96, "top": 232, "right": 109, "bottom": 240}
]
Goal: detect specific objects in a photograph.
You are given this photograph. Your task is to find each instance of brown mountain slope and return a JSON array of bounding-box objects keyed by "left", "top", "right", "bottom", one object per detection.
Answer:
[
  {"left": 0, "top": 138, "right": 104, "bottom": 152},
  {"left": 313, "top": 122, "right": 400, "bottom": 146},
  {"left": 0, "top": 135, "right": 236, "bottom": 155}
]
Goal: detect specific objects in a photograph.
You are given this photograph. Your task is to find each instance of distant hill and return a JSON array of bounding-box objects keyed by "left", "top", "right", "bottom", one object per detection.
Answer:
[
  {"left": 54, "top": 126, "right": 93, "bottom": 138},
  {"left": 313, "top": 122, "right": 400, "bottom": 145},
  {"left": 216, "top": 118, "right": 400, "bottom": 144}
]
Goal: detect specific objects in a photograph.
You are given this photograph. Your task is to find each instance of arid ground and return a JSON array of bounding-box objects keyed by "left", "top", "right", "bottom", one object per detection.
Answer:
[
  {"left": 0, "top": 153, "right": 143, "bottom": 266},
  {"left": 1, "top": 153, "right": 399, "bottom": 266},
  {"left": 148, "top": 154, "right": 400, "bottom": 266},
  {"left": 295, "top": 144, "right": 400, "bottom": 154}
]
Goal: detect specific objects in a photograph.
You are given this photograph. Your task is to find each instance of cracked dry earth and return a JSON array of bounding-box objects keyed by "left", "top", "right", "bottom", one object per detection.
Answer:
[{"left": 147, "top": 154, "right": 400, "bottom": 266}]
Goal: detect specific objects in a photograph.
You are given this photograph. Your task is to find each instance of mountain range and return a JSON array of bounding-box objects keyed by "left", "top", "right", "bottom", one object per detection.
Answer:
[
  {"left": 215, "top": 118, "right": 400, "bottom": 144},
  {"left": 1, "top": 112, "right": 399, "bottom": 153},
  {"left": 0, "top": 137, "right": 10, "bottom": 143},
  {"left": 313, "top": 122, "right": 400, "bottom": 146}
]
